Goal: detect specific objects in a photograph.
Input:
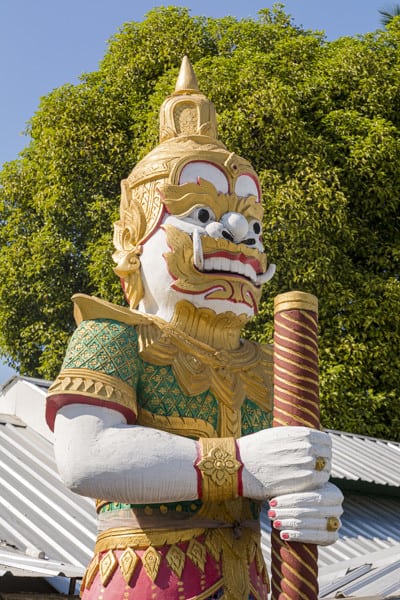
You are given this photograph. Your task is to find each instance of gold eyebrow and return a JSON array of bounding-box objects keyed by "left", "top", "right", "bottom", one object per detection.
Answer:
[{"left": 160, "top": 179, "right": 264, "bottom": 222}]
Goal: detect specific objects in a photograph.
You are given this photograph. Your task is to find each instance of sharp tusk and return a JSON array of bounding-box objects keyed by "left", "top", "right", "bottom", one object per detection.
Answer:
[
  {"left": 257, "top": 263, "right": 276, "bottom": 285},
  {"left": 193, "top": 229, "right": 204, "bottom": 270}
]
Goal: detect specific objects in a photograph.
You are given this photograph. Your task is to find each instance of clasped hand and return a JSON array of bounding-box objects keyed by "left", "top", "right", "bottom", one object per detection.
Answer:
[{"left": 237, "top": 426, "right": 343, "bottom": 545}]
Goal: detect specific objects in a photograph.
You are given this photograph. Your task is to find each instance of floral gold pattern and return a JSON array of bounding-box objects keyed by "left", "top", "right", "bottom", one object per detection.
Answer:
[{"left": 197, "top": 438, "right": 241, "bottom": 502}]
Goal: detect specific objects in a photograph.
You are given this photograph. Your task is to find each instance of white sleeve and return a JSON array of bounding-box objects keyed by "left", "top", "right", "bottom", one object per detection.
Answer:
[{"left": 54, "top": 403, "right": 199, "bottom": 504}]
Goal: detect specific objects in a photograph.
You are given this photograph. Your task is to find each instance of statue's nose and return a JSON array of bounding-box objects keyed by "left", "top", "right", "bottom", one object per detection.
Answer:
[{"left": 220, "top": 212, "right": 249, "bottom": 243}]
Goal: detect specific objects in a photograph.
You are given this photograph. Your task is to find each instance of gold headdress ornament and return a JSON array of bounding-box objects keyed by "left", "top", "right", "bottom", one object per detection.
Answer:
[{"left": 113, "top": 56, "right": 260, "bottom": 309}]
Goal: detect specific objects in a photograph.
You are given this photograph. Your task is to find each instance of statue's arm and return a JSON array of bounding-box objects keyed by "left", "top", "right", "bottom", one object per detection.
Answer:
[
  {"left": 53, "top": 401, "right": 332, "bottom": 505},
  {"left": 53, "top": 403, "right": 199, "bottom": 503},
  {"left": 53, "top": 400, "right": 342, "bottom": 545}
]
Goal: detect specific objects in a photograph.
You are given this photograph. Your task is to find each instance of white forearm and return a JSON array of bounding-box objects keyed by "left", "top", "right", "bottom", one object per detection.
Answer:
[
  {"left": 54, "top": 404, "right": 199, "bottom": 504},
  {"left": 54, "top": 405, "right": 333, "bottom": 510}
]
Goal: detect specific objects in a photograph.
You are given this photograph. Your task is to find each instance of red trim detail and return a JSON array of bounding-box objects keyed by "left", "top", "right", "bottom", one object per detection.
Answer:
[
  {"left": 235, "top": 440, "right": 244, "bottom": 498},
  {"left": 194, "top": 441, "right": 203, "bottom": 499},
  {"left": 120, "top": 277, "right": 129, "bottom": 305},
  {"left": 45, "top": 393, "right": 137, "bottom": 432},
  {"left": 141, "top": 204, "right": 166, "bottom": 244},
  {"left": 170, "top": 279, "right": 258, "bottom": 311},
  {"left": 235, "top": 172, "right": 261, "bottom": 202}
]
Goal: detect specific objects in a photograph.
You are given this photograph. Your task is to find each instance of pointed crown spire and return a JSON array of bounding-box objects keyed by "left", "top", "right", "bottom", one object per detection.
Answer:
[
  {"left": 174, "top": 55, "right": 200, "bottom": 94},
  {"left": 159, "top": 56, "right": 218, "bottom": 142}
]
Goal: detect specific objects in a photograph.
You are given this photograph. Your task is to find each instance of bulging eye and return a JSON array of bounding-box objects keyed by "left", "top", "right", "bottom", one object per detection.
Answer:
[
  {"left": 241, "top": 219, "right": 263, "bottom": 248},
  {"left": 250, "top": 219, "right": 262, "bottom": 235},
  {"left": 186, "top": 206, "right": 216, "bottom": 225}
]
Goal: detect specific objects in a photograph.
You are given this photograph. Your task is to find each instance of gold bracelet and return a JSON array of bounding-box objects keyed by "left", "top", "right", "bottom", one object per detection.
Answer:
[{"left": 197, "top": 437, "right": 242, "bottom": 502}]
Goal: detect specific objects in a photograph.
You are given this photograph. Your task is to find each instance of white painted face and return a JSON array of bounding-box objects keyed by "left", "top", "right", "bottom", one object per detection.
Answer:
[{"left": 138, "top": 162, "right": 275, "bottom": 322}]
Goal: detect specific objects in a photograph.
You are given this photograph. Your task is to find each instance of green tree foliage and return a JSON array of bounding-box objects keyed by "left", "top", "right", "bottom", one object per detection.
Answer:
[{"left": 1, "top": 5, "right": 399, "bottom": 439}]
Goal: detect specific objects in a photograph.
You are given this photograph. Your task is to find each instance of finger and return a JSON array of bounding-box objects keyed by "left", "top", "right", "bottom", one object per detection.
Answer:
[
  {"left": 268, "top": 505, "right": 343, "bottom": 522},
  {"left": 272, "top": 517, "right": 342, "bottom": 532},
  {"left": 279, "top": 528, "right": 340, "bottom": 546},
  {"left": 269, "top": 483, "right": 344, "bottom": 510}
]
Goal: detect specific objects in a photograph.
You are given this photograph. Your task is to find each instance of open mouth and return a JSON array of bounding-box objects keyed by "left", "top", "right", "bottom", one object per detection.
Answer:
[
  {"left": 203, "top": 251, "right": 262, "bottom": 284},
  {"left": 193, "top": 229, "right": 275, "bottom": 286}
]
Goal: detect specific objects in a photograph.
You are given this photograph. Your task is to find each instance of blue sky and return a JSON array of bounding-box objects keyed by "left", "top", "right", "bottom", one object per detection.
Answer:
[{"left": 0, "top": 0, "right": 388, "bottom": 382}]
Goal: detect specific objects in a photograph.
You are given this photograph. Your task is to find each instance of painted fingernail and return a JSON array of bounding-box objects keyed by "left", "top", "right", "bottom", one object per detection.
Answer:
[
  {"left": 281, "top": 533, "right": 290, "bottom": 540},
  {"left": 268, "top": 510, "right": 276, "bottom": 519},
  {"left": 269, "top": 499, "right": 277, "bottom": 507},
  {"left": 273, "top": 520, "right": 282, "bottom": 529}
]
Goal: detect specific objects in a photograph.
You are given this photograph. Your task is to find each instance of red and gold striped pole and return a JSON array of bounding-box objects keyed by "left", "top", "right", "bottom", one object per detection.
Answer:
[{"left": 271, "top": 291, "right": 320, "bottom": 600}]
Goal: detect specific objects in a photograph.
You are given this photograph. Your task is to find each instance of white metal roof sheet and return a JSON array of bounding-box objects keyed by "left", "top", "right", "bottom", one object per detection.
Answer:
[
  {"left": 319, "top": 544, "right": 400, "bottom": 598},
  {"left": 0, "top": 547, "right": 83, "bottom": 578},
  {"left": 329, "top": 430, "right": 400, "bottom": 488},
  {"left": 0, "top": 420, "right": 96, "bottom": 571}
]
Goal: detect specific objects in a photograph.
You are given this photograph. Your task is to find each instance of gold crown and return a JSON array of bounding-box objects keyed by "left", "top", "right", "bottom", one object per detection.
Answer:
[
  {"left": 113, "top": 56, "right": 259, "bottom": 309},
  {"left": 159, "top": 55, "right": 218, "bottom": 141}
]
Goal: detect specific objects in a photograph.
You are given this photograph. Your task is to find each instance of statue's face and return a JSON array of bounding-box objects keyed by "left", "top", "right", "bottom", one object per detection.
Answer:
[{"left": 138, "top": 161, "right": 274, "bottom": 321}]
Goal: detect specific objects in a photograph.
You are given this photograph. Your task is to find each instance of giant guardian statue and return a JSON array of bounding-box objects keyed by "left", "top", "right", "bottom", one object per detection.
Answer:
[{"left": 47, "top": 57, "right": 342, "bottom": 600}]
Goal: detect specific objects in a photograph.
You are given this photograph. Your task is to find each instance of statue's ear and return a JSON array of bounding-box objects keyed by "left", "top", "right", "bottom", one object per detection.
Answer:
[
  {"left": 112, "top": 180, "right": 148, "bottom": 310},
  {"left": 112, "top": 245, "right": 144, "bottom": 311}
]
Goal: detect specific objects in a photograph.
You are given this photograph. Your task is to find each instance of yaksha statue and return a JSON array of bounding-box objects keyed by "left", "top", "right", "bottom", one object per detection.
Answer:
[{"left": 46, "top": 57, "right": 342, "bottom": 600}]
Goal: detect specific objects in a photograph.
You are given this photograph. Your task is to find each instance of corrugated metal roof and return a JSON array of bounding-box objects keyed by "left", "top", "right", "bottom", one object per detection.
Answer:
[
  {"left": 319, "top": 544, "right": 400, "bottom": 598},
  {"left": 0, "top": 420, "right": 96, "bottom": 572},
  {"left": 0, "top": 547, "right": 82, "bottom": 595},
  {"left": 329, "top": 429, "right": 400, "bottom": 488},
  {"left": 0, "top": 547, "right": 83, "bottom": 578}
]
